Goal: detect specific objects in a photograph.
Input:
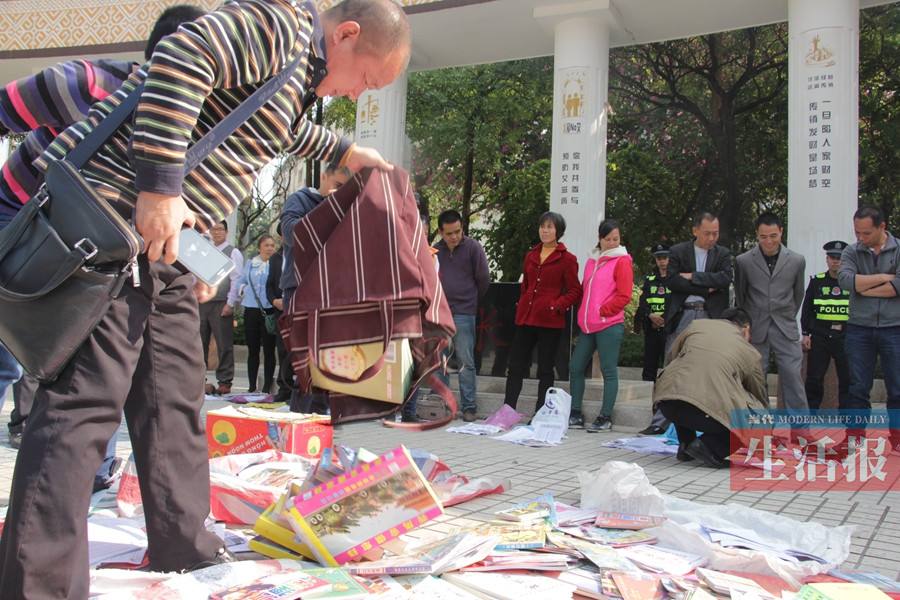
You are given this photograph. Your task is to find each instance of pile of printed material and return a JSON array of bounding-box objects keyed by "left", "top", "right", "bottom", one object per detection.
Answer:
[{"left": 84, "top": 453, "right": 900, "bottom": 599}]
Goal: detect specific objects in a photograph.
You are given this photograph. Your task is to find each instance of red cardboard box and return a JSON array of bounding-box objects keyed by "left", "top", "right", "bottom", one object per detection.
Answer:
[{"left": 206, "top": 406, "right": 332, "bottom": 459}]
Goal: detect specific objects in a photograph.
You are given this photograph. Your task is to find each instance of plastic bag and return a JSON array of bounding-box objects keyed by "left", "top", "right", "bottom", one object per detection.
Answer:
[
  {"left": 577, "top": 460, "right": 665, "bottom": 514},
  {"left": 530, "top": 387, "right": 571, "bottom": 444},
  {"left": 483, "top": 404, "right": 525, "bottom": 430}
]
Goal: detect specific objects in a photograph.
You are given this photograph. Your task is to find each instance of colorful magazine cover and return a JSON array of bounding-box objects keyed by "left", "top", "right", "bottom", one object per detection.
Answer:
[
  {"left": 592, "top": 511, "right": 666, "bottom": 530},
  {"left": 462, "top": 523, "right": 547, "bottom": 550},
  {"left": 208, "top": 570, "right": 331, "bottom": 600},
  {"left": 287, "top": 445, "right": 444, "bottom": 566},
  {"left": 494, "top": 493, "right": 557, "bottom": 525}
]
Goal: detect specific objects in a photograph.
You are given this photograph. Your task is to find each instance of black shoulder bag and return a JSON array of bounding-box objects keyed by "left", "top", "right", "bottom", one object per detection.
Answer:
[{"left": 0, "top": 53, "right": 301, "bottom": 382}]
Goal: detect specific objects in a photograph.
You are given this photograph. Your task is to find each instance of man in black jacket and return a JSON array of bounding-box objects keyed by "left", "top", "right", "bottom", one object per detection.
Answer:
[{"left": 664, "top": 212, "right": 734, "bottom": 356}]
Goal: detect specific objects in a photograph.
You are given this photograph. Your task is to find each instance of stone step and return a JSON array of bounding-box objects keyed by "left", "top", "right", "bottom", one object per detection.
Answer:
[{"left": 424, "top": 377, "right": 654, "bottom": 430}]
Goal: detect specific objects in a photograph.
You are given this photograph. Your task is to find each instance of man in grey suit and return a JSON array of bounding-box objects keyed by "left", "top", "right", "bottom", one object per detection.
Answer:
[{"left": 735, "top": 212, "right": 809, "bottom": 412}]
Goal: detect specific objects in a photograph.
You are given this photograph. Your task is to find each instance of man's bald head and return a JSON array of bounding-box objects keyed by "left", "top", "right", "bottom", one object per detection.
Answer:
[{"left": 322, "top": 0, "right": 411, "bottom": 59}]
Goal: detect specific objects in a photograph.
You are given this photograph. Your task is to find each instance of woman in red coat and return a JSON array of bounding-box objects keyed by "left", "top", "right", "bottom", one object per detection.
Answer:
[{"left": 503, "top": 212, "right": 583, "bottom": 414}]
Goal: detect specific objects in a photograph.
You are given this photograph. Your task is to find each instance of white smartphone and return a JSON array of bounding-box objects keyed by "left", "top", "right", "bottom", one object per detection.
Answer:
[{"left": 177, "top": 228, "right": 234, "bottom": 288}]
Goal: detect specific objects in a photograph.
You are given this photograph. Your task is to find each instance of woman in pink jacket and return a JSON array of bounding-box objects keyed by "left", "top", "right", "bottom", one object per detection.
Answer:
[{"left": 569, "top": 219, "right": 634, "bottom": 431}]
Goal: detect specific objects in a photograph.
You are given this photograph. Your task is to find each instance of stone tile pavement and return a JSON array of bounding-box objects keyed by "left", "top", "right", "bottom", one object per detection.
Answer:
[{"left": 0, "top": 370, "right": 896, "bottom": 581}]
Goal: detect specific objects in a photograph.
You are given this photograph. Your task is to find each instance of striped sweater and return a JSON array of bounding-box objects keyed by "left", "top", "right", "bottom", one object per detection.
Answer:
[
  {"left": 0, "top": 59, "right": 135, "bottom": 217},
  {"left": 34, "top": 0, "right": 350, "bottom": 228}
]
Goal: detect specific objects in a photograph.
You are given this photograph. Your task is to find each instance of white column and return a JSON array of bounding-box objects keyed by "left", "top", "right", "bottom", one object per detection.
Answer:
[
  {"left": 354, "top": 72, "right": 409, "bottom": 169},
  {"left": 547, "top": 17, "right": 610, "bottom": 267},
  {"left": 788, "top": 0, "right": 859, "bottom": 279}
]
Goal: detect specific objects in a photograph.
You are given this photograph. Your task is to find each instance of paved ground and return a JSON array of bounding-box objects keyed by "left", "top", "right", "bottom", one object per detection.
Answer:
[{"left": 0, "top": 365, "right": 896, "bottom": 581}]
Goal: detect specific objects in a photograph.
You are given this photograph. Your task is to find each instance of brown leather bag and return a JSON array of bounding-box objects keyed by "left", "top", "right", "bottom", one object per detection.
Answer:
[{"left": 283, "top": 167, "right": 457, "bottom": 429}]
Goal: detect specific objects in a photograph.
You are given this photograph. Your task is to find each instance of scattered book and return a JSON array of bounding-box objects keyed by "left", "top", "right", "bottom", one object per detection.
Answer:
[
  {"left": 592, "top": 511, "right": 666, "bottom": 530},
  {"left": 462, "top": 551, "right": 572, "bottom": 572},
  {"left": 495, "top": 493, "right": 556, "bottom": 525},
  {"left": 828, "top": 570, "right": 900, "bottom": 594},
  {"left": 796, "top": 582, "right": 891, "bottom": 600},
  {"left": 207, "top": 569, "right": 332, "bottom": 600},
  {"left": 443, "top": 571, "right": 577, "bottom": 600},
  {"left": 566, "top": 525, "right": 656, "bottom": 547},
  {"left": 248, "top": 535, "right": 307, "bottom": 561},
  {"left": 611, "top": 571, "right": 664, "bottom": 600},
  {"left": 252, "top": 488, "right": 314, "bottom": 560},
  {"left": 344, "top": 533, "right": 496, "bottom": 576},
  {"left": 619, "top": 545, "right": 707, "bottom": 576},
  {"left": 300, "top": 568, "right": 371, "bottom": 599},
  {"left": 286, "top": 445, "right": 444, "bottom": 566},
  {"left": 462, "top": 523, "right": 547, "bottom": 550},
  {"left": 696, "top": 568, "right": 777, "bottom": 598},
  {"left": 404, "top": 576, "right": 483, "bottom": 599}
]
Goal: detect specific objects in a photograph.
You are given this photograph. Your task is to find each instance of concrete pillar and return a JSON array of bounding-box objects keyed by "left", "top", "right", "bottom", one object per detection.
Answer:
[
  {"left": 545, "top": 15, "right": 610, "bottom": 267},
  {"left": 354, "top": 72, "right": 409, "bottom": 169},
  {"left": 788, "top": 0, "right": 859, "bottom": 278}
]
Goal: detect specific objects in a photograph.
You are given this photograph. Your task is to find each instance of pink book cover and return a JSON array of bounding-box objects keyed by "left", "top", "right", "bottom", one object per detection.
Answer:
[
  {"left": 593, "top": 511, "right": 667, "bottom": 530},
  {"left": 288, "top": 445, "right": 444, "bottom": 565}
]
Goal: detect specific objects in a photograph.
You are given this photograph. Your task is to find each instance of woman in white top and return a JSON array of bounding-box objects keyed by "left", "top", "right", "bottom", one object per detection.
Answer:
[{"left": 239, "top": 234, "right": 278, "bottom": 393}]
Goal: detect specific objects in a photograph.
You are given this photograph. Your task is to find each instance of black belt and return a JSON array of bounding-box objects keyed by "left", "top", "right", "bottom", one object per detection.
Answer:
[{"left": 683, "top": 301, "right": 706, "bottom": 310}]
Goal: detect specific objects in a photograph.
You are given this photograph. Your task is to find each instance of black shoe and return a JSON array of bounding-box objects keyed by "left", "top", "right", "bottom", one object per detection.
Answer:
[
  {"left": 92, "top": 456, "right": 125, "bottom": 493},
  {"left": 676, "top": 443, "right": 694, "bottom": 462},
  {"left": 684, "top": 439, "right": 729, "bottom": 468},
  {"left": 462, "top": 410, "right": 477, "bottom": 423},
  {"left": 401, "top": 413, "right": 420, "bottom": 423},
  {"left": 568, "top": 412, "right": 585, "bottom": 428},
  {"left": 183, "top": 547, "right": 236, "bottom": 572},
  {"left": 586, "top": 415, "right": 612, "bottom": 433},
  {"left": 638, "top": 425, "right": 666, "bottom": 436}
]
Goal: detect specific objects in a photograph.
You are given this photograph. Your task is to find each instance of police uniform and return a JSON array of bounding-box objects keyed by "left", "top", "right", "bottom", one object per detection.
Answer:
[
  {"left": 637, "top": 243, "right": 672, "bottom": 382},
  {"left": 801, "top": 240, "right": 850, "bottom": 409}
]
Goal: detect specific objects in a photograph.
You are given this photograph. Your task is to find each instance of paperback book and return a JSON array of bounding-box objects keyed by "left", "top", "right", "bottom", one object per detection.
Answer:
[
  {"left": 286, "top": 445, "right": 444, "bottom": 566},
  {"left": 344, "top": 533, "right": 496, "bottom": 576},
  {"left": 592, "top": 511, "right": 666, "bottom": 530}
]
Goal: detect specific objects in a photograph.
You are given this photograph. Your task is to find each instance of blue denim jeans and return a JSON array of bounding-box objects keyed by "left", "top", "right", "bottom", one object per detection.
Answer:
[
  {"left": 845, "top": 324, "right": 900, "bottom": 431},
  {"left": 0, "top": 214, "right": 23, "bottom": 413},
  {"left": 436, "top": 314, "right": 477, "bottom": 413},
  {"left": 403, "top": 313, "right": 478, "bottom": 418}
]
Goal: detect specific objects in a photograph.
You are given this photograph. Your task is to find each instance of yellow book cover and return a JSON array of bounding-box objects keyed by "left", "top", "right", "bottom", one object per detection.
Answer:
[
  {"left": 253, "top": 492, "right": 315, "bottom": 560},
  {"left": 247, "top": 535, "right": 308, "bottom": 560}
]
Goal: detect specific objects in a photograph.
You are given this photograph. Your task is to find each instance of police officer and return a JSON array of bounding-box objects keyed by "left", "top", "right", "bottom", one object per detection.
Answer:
[
  {"left": 636, "top": 243, "right": 672, "bottom": 435},
  {"left": 801, "top": 240, "right": 851, "bottom": 410}
]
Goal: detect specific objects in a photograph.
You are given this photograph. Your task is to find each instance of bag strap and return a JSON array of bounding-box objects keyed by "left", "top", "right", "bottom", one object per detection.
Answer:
[{"left": 66, "top": 53, "right": 304, "bottom": 173}]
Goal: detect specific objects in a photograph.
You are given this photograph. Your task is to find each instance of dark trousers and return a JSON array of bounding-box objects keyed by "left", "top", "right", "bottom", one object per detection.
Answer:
[
  {"left": 243, "top": 307, "right": 277, "bottom": 393},
  {"left": 641, "top": 327, "right": 667, "bottom": 382},
  {"left": 845, "top": 324, "right": 900, "bottom": 435},
  {"left": 503, "top": 325, "right": 562, "bottom": 412},
  {"left": 8, "top": 373, "right": 37, "bottom": 433},
  {"left": 0, "top": 259, "right": 221, "bottom": 599},
  {"left": 199, "top": 299, "right": 235, "bottom": 385},
  {"left": 805, "top": 333, "right": 850, "bottom": 410},
  {"left": 273, "top": 309, "right": 294, "bottom": 399},
  {"left": 658, "top": 400, "right": 733, "bottom": 461}
]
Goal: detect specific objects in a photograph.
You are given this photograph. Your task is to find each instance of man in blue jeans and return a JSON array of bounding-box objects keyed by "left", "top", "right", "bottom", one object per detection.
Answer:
[
  {"left": 838, "top": 206, "right": 900, "bottom": 450},
  {"left": 404, "top": 210, "right": 490, "bottom": 422}
]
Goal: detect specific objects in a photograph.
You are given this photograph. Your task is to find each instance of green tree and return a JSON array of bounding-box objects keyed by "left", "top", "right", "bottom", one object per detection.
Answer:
[
  {"left": 609, "top": 25, "right": 789, "bottom": 246},
  {"left": 859, "top": 5, "right": 900, "bottom": 229},
  {"left": 406, "top": 58, "right": 554, "bottom": 278}
]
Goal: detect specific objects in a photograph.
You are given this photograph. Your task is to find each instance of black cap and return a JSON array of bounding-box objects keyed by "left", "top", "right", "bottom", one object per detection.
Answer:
[
  {"left": 823, "top": 240, "right": 847, "bottom": 257},
  {"left": 650, "top": 242, "right": 671, "bottom": 257}
]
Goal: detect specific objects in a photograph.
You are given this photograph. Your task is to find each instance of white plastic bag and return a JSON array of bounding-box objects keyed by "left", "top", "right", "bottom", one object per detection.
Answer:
[
  {"left": 530, "top": 387, "right": 571, "bottom": 444},
  {"left": 577, "top": 460, "right": 666, "bottom": 514}
]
